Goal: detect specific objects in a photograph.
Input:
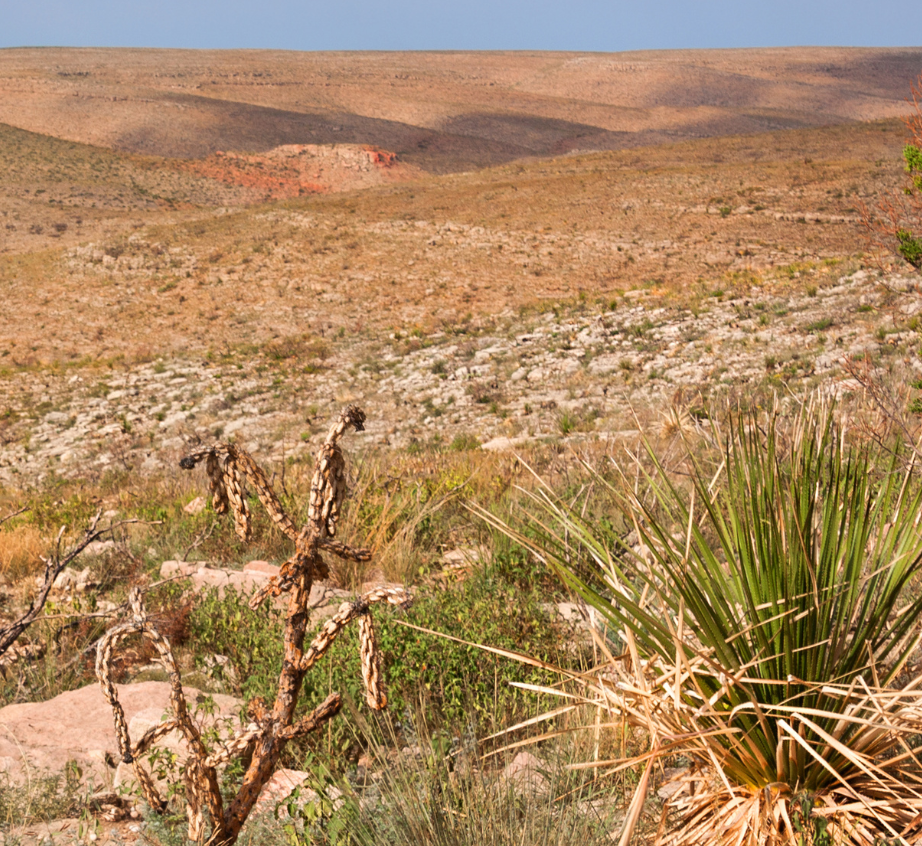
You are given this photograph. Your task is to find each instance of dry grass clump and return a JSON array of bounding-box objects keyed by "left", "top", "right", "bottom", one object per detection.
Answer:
[
  {"left": 0, "top": 523, "right": 46, "bottom": 581},
  {"left": 264, "top": 447, "right": 522, "bottom": 588},
  {"left": 312, "top": 709, "right": 624, "bottom": 846}
]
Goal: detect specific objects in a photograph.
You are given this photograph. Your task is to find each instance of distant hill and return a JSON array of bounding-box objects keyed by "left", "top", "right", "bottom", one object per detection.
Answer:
[{"left": 0, "top": 47, "right": 919, "bottom": 173}]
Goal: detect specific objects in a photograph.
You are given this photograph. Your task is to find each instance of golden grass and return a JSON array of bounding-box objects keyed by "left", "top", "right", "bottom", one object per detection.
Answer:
[
  {"left": 0, "top": 524, "right": 46, "bottom": 581},
  {"left": 0, "top": 115, "right": 907, "bottom": 368}
]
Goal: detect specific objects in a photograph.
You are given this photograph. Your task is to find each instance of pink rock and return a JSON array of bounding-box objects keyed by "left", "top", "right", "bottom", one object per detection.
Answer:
[
  {"left": 243, "top": 560, "right": 280, "bottom": 577},
  {"left": 183, "top": 496, "right": 206, "bottom": 515},
  {"left": 192, "top": 568, "right": 233, "bottom": 589},
  {"left": 250, "top": 768, "right": 312, "bottom": 817},
  {"left": 0, "top": 681, "right": 239, "bottom": 788},
  {"left": 114, "top": 693, "right": 241, "bottom": 794},
  {"left": 498, "top": 751, "right": 550, "bottom": 796},
  {"left": 308, "top": 583, "right": 352, "bottom": 608},
  {"left": 160, "top": 560, "right": 199, "bottom": 578}
]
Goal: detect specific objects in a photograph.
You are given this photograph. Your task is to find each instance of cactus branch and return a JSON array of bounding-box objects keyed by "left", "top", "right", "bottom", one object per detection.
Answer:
[{"left": 97, "top": 406, "right": 408, "bottom": 845}]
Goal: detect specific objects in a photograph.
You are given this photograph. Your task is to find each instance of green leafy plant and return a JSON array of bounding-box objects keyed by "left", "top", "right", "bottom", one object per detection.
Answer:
[
  {"left": 897, "top": 228, "right": 922, "bottom": 269},
  {"left": 862, "top": 74, "right": 922, "bottom": 272},
  {"left": 190, "top": 556, "right": 570, "bottom": 755},
  {"left": 485, "top": 398, "right": 922, "bottom": 844},
  {"left": 279, "top": 754, "right": 363, "bottom": 846},
  {"left": 0, "top": 759, "right": 86, "bottom": 827},
  {"left": 448, "top": 433, "right": 480, "bottom": 452}
]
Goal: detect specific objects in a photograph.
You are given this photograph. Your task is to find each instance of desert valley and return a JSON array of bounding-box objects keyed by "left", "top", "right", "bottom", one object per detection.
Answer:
[{"left": 2, "top": 45, "right": 922, "bottom": 845}]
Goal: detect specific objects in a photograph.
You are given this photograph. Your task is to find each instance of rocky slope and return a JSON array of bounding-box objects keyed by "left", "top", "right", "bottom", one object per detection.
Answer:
[{"left": 2, "top": 266, "right": 917, "bottom": 486}]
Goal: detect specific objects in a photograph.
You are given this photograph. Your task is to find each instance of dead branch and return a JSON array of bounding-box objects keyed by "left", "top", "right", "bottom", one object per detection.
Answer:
[
  {"left": 861, "top": 72, "right": 922, "bottom": 275},
  {"left": 842, "top": 355, "right": 922, "bottom": 463},
  {"left": 0, "top": 514, "right": 141, "bottom": 659},
  {"left": 97, "top": 406, "right": 411, "bottom": 845},
  {"left": 0, "top": 506, "right": 29, "bottom": 528},
  {"left": 181, "top": 519, "right": 217, "bottom": 562}
]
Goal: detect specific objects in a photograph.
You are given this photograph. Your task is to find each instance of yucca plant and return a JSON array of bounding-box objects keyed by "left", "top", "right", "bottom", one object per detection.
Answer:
[{"left": 484, "top": 399, "right": 922, "bottom": 845}]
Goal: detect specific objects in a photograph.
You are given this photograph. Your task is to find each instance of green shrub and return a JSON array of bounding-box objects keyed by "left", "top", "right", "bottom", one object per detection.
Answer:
[
  {"left": 188, "top": 560, "right": 576, "bottom": 770},
  {"left": 448, "top": 433, "right": 480, "bottom": 451},
  {"left": 498, "top": 399, "right": 922, "bottom": 844},
  {"left": 897, "top": 227, "right": 922, "bottom": 269}
]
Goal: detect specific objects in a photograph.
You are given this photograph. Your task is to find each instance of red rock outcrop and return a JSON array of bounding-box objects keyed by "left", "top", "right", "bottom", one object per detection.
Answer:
[{"left": 177, "top": 143, "right": 420, "bottom": 199}]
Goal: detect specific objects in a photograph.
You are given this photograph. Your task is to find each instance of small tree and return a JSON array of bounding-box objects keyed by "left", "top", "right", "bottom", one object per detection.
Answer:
[{"left": 863, "top": 73, "right": 922, "bottom": 271}]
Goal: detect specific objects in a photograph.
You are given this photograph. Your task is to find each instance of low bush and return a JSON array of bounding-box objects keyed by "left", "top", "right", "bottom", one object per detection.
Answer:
[
  {"left": 493, "top": 397, "right": 922, "bottom": 844},
  {"left": 189, "top": 555, "right": 579, "bottom": 771}
]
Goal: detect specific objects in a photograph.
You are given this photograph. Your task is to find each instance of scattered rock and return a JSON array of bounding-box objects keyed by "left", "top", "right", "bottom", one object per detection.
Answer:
[
  {"left": 183, "top": 496, "right": 206, "bottom": 515},
  {"left": 243, "top": 559, "right": 279, "bottom": 577},
  {"left": 249, "top": 768, "right": 312, "bottom": 818},
  {"left": 52, "top": 566, "right": 94, "bottom": 592},
  {"left": 159, "top": 560, "right": 355, "bottom": 619},
  {"left": 0, "top": 681, "right": 238, "bottom": 789},
  {"left": 87, "top": 790, "right": 139, "bottom": 822},
  {"left": 440, "top": 547, "right": 484, "bottom": 567},
  {"left": 0, "top": 269, "right": 905, "bottom": 486},
  {"left": 0, "top": 640, "right": 45, "bottom": 676},
  {"left": 480, "top": 435, "right": 535, "bottom": 451},
  {"left": 160, "top": 560, "right": 276, "bottom": 596}
]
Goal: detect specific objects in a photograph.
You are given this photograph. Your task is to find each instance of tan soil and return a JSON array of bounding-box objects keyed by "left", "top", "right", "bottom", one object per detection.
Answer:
[
  {"left": 0, "top": 48, "right": 918, "bottom": 485},
  {"left": 0, "top": 47, "right": 918, "bottom": 171}
]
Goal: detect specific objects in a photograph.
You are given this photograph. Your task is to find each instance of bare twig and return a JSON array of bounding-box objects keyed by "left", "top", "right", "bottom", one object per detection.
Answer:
[
  {"left": 842, "top": 355, "right": 922, "bottom": 463},
  {"left": 0, "top": 514, "right": 140, "bottom": 659},
  {"left": 34, "top": 572, "right": 191, "bottom": 624},
  {"left": 0, "top": 506, "right": 29, "bottom": 527},
  {"left": 181, "top": 519, "right": 217, "bottom": 562},
  {"left": 861, "top": 72, "right": 922, "bottom": 275}
]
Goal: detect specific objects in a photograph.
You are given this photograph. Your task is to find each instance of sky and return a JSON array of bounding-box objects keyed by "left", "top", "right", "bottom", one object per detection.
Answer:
[{"left": 1, "top": 0, "right": 918, "bottom": 52}]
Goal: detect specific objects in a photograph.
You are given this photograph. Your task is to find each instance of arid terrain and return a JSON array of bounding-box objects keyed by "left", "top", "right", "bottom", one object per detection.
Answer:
[
  {"left": 1, "top": 47, "right": 921, "bottom": 480},
  {"left": 2, "top": 47, "right": 920, "bottom": 164},
  {"left": 2, "top": 46, "right": 922, "bottom": 845}
]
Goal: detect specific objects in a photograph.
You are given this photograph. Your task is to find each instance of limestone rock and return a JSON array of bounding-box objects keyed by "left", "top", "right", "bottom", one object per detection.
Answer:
[
  {"left": 113, "top": 690, "right": 241, "bottom": 794},
  {"left": 497, "top": 751, "right": 549, "bottom": 796},
  {"left": 183, "top": 496, "right": 206, "bottom": 515}
]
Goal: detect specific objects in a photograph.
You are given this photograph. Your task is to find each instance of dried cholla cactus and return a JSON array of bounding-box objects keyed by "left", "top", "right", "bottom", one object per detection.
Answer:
[{"left": 98, "top": 406, "right": 408, "bottom": 845}]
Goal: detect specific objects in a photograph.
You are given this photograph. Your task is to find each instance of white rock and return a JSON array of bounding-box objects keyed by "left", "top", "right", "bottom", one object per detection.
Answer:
[{"left": 498, "top": 751, "right": 549, "bottom": 796}]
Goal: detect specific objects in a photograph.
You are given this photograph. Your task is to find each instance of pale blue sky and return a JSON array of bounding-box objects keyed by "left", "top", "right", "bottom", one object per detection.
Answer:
[{"left": 0, "top": 0, "right": 917, "bottom": 51}]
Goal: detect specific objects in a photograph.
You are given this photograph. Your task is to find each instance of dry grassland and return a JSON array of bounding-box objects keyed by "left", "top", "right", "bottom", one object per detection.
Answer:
[
  {"left": 1, "top": 47, "right": 918, "bottom": 166},
  {"left": 0, "top": 118, "right": 908, "bottom": 364},
  {"left": 0, "top": 48, "right": 919, "bottom": 488},
  {"left": 2, "top": 49, "right": 922, "bottom": 844}
]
